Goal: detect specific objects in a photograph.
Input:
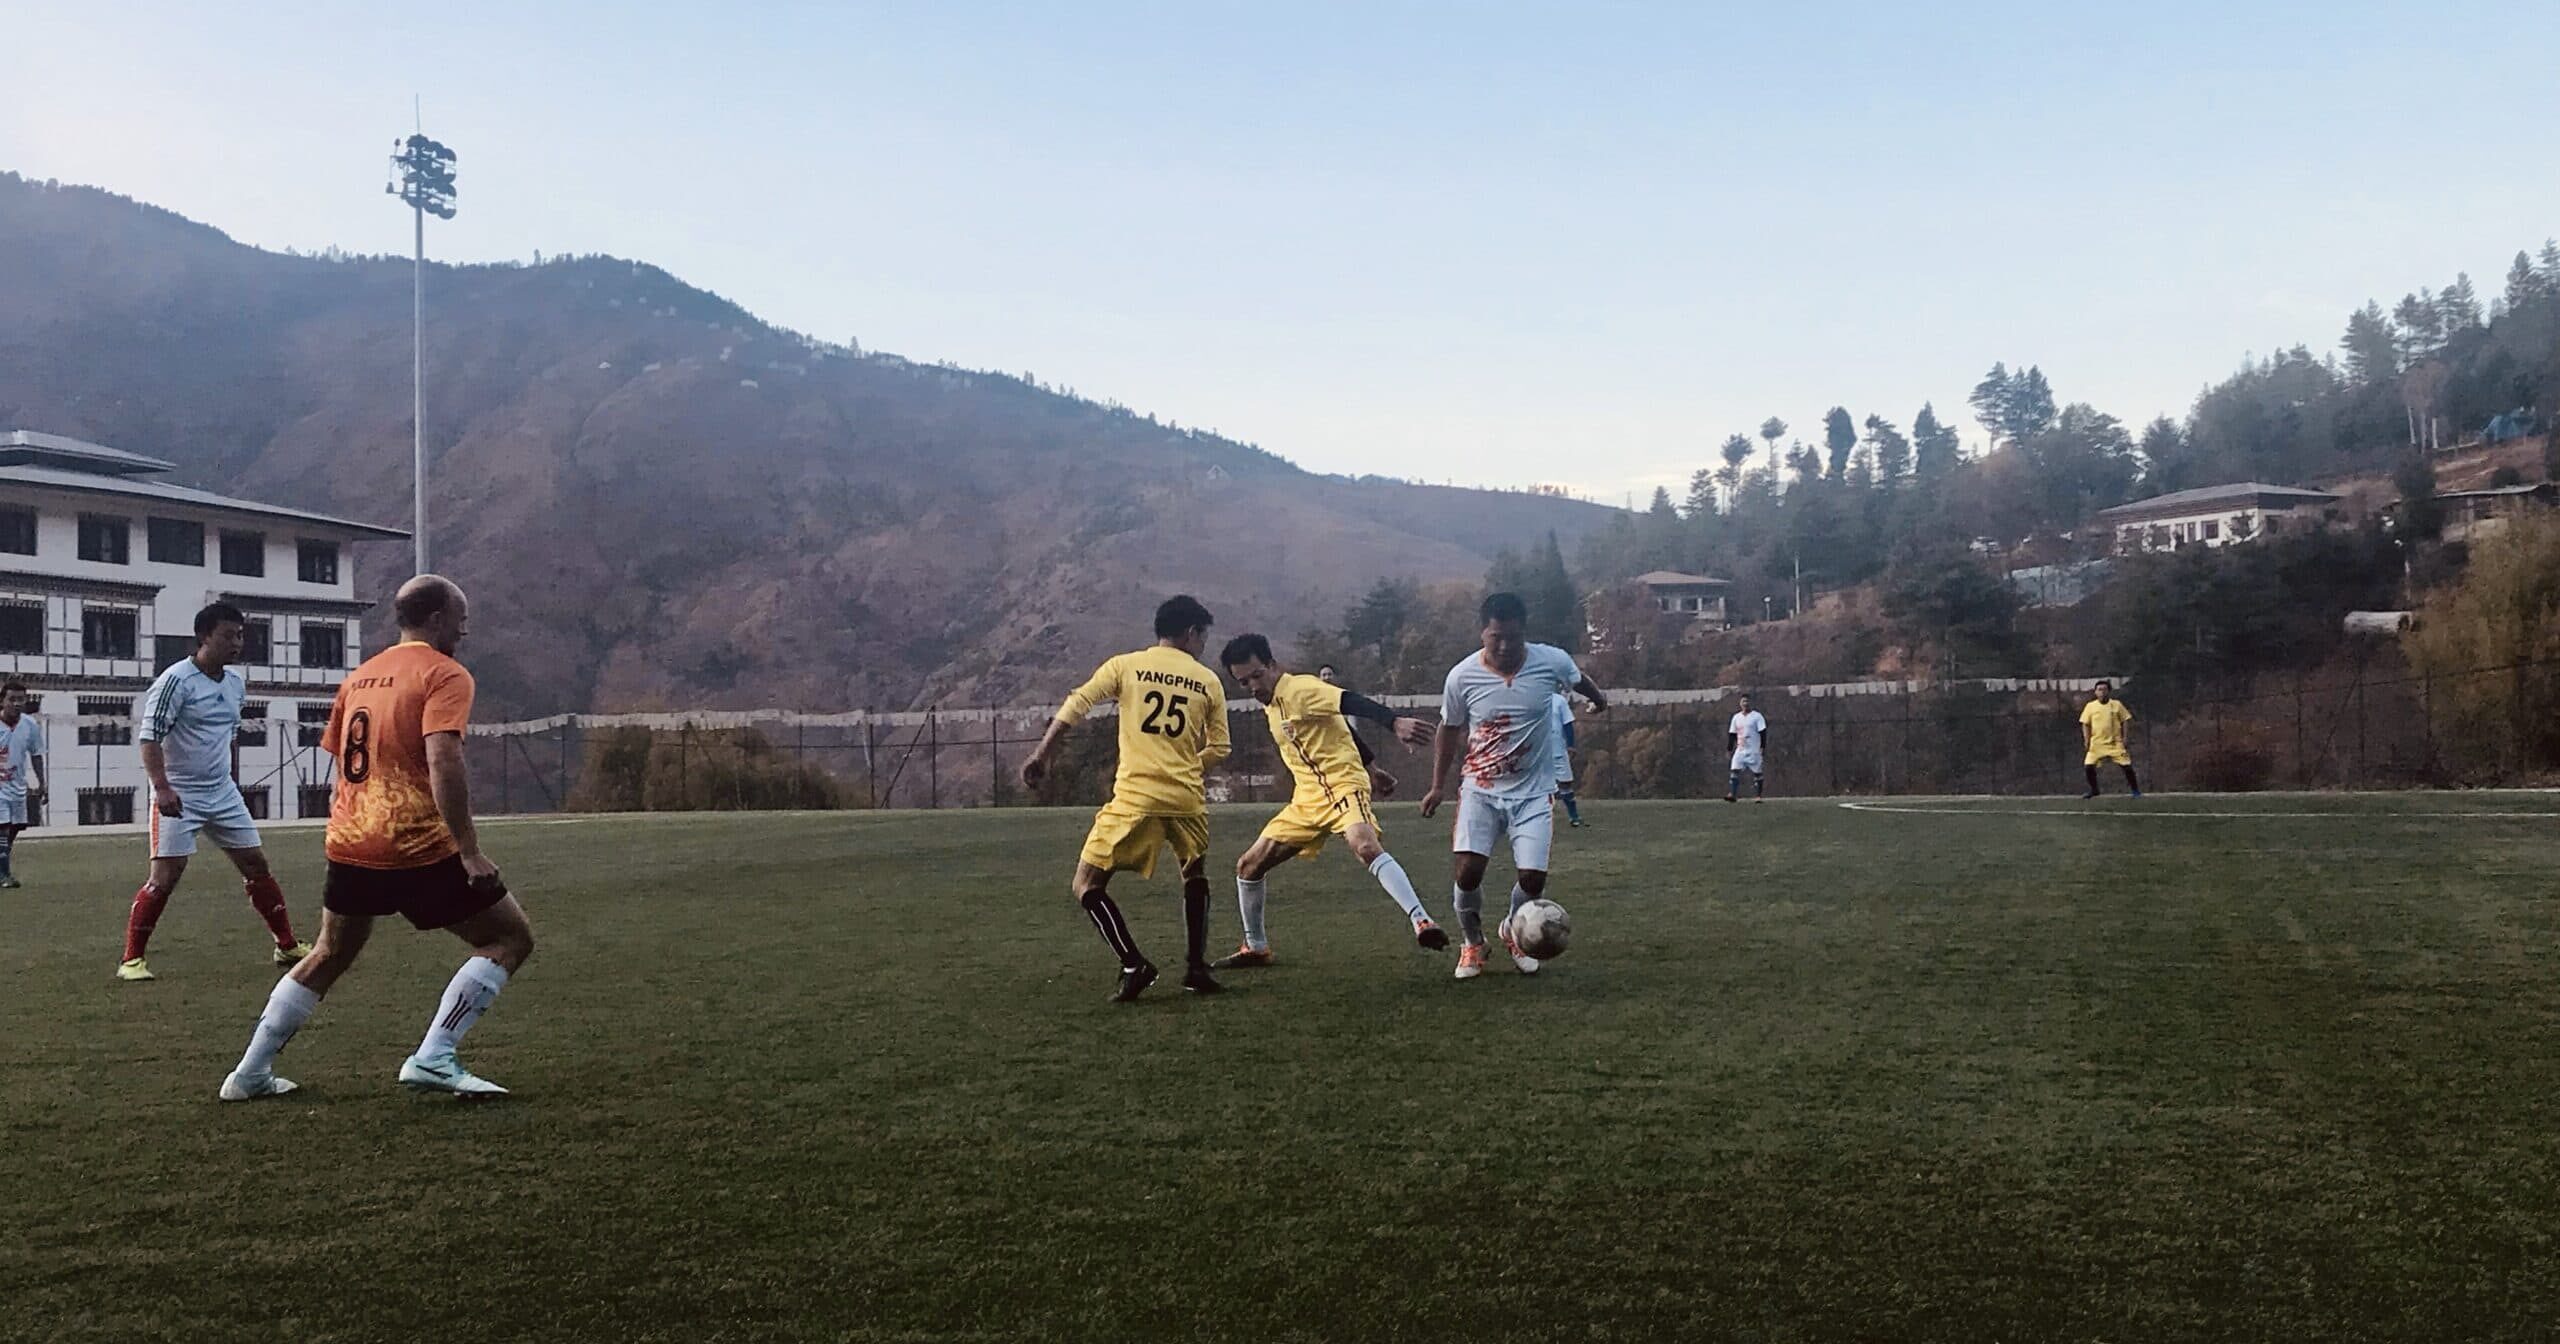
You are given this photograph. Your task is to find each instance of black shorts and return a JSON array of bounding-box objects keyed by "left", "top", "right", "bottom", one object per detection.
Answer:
[{"left": 322, "top": 857, "right": 508, "bottom": 931}]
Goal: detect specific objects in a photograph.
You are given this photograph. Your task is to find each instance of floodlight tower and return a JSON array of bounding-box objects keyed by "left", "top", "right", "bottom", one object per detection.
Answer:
[{"left": 387, "top": 128, "right": 456, "bottom": 574}]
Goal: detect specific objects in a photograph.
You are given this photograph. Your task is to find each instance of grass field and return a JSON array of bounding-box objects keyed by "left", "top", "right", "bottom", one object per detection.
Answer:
[{"left": 7, "top": 795, "right": 2560, "bottom": 1342}]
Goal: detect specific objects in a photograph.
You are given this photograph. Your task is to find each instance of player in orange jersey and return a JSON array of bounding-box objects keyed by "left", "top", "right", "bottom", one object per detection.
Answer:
[{"left": 219, "top": 574, "right": 535, "bottom": 1100}]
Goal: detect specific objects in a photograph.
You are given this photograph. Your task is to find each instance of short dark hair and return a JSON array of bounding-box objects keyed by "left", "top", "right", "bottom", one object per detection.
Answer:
[
  {"left": 396, "top": 579, "right": 457, "bottom": 629},
  {"left": 1, "top": 679, "right": 23, "bottom": 697},
  {"left": 1316, "top": 662, "right": 1337, "bottom": 676},
  {"left": 2094, "top": 679, "right": 2112, "bottom": 690},
  {"left": 1154, "top": 595, "right": 1214, "bottom": 640},
  {"left": 194, "top": 601, "right": 246, "bottom": 641},
  {"left": 1220, "top": 634, "right": 1275, "bottom": 669},
  {"left": 1480, "top": 592, "right": 1527, "bottom": 627}
]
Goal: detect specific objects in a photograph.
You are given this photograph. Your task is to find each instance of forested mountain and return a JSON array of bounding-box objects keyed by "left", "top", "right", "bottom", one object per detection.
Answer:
[{"left": 0, "top": 172, "right": 1616, "bottom": 716}]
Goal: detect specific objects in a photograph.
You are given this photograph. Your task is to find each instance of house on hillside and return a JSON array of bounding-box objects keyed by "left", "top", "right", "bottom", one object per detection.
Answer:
[
  {"left": 0, "top": 430, "right": 408, "bottom": 829},
  {"left": 1631, "top": 571, "right": 1731, "bottom": 627},
  {"left": 1584, "top": 570, "right": 1732, "bottom": 651},
  {"left": 2094, "top": 482, "right": 2342, "bottom": 555},
  {"left": 2393, "top": 482, "right": 2560, "bottom": 543}
]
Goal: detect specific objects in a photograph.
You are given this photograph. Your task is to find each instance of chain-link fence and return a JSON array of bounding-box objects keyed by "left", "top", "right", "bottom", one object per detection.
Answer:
[{"left": 461, "top": 651, "right": 2560, "bottom": 815}]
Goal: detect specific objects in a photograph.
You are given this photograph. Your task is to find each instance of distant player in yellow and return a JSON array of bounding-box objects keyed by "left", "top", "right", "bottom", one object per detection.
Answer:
[
  {"left": 1020, "top": 596, "right": 1231, "bottom": 1002},
  {"left": 1212, "top": 634, "right": 1445, "bottom": 968},
  {"left": 2079, "top": 680, "right": 2140, "bottom": 799}
]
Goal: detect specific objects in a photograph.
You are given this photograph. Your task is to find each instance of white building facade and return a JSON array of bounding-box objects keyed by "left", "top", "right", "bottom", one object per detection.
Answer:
[
  {"left": 0, "top": 431, "right": 406, "bottom": 829},
  {"left": 2095, "top": 482, "right": 2343, "bottom": 555}
]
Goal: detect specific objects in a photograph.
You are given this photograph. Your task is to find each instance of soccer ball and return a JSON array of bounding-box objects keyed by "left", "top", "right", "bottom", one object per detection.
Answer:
[{"left": 1509, "top": 899, "right": 1570, "bottom": 960}]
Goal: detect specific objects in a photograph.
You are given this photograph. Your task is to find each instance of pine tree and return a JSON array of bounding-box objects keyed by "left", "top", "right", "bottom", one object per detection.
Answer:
[
  {"left": 1864, "top": 414, "right": 1911, "bottom": 486},
  {"left": 1685, "top": 466, "right": 1721, "bottom": 520},
  {"left": 1912, "top": 403, "right": 1960, "bottom": 479},
  {"left": 1758, "top": 417, "right": 1788, "bottom": 474},
  {"left": 2008, "top": 367, "right": 2057, "bottom": 440},
  {"left": 2440, "top": 273, "right": 2483, "bottom": 332},
  {"left": 2342, "top": 301, "right": 2398, "bottom": 384},
  {"left": 1823, "top": 407, "right": 1857, "bottom": 479},
  {"left": 1969, "top": 363, "right": 2013, "bottom": 444},
  {"left": 1717, "top": 433, "right": 1755, "bottom": 502},
  {"left": 1520, "top": 531, "right": 1583, "bottom": 650}
]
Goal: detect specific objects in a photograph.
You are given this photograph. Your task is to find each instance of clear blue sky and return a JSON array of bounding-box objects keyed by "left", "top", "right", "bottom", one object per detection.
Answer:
[{"left": 6, "top": 2, "right": 2555, "bottom": 503}]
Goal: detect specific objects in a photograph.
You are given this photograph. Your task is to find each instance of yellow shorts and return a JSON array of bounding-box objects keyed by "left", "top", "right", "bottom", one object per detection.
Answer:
[
  {"left": 1256, "top": 791, "right": 1378, "bottom": 858},
  {"left": 2086, "top": 747, "right": 2132, "bottom": 767},
  {"left": 1079, "top": 799, "right": 1209, "bottom": 880}
]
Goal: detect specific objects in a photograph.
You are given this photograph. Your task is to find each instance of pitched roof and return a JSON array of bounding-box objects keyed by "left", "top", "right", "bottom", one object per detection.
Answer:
[
  {"left": 2095, "top": 482, "right": 2339, "bottom": 521},
  {"left": 0, "top": 430, "right": 175, "bottom": 475},
  {"left": 1630, "top": 570, "right": 1730, "bottom": 587},
  {"left": 0, "top": 464, "right": 409, "bottom": 540}
]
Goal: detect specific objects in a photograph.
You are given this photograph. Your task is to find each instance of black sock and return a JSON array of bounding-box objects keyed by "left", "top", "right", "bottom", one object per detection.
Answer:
[
  {"left": 1079, "top": 890, "right": 1144, "bottom": 970},
  {"left": 2084, "top": 765, "right": 2100, "bottom": 794},
  {"left": 2123, "top": 766, "right": 2140, "bottom": 792},
  {"left": 1181, "top": 876, "right": 1210, "bottom": 968}
]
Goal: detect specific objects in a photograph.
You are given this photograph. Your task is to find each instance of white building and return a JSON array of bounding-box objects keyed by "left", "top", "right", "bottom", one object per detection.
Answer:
[
  {"left": 2095, "top": 482, "right": 2342, "bottom": 554},
  {"left": 1631, "top": 571, "right": 1731, "bottom": 626},
  {"left": 0, "top": 430, "right": 407, "bottom": 828}
]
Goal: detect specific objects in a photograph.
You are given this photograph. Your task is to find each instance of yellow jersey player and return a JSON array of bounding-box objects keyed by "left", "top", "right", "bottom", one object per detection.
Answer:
[
  {"left": 2079, "top": 679, "right": 2141, "bottom": 799},
  {"left": 1212, "top": 634, "right": 1444, "bottom": 968},
  {"left": 1020, "top": 596, "right": 1231, "bottom": 1002}
]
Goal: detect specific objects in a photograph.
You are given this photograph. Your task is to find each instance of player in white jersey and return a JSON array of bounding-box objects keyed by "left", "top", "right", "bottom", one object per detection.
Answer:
[
  {"left": 1418, "top": 592, "right": 1609, "bottom": 979},
  {"left": 1725, "top": 694, "right": 1768, "bottom": 802},
  {"left": 0, "top": 678, "right": 47, "bottom": 888},
  {"left": 117, "top": 603, "right": 310, "bottom": 981}
]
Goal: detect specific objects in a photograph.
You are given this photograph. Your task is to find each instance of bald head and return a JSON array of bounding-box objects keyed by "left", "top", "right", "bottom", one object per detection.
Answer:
[{"left": 395, "top": 573, "right": 470, "bottom": 654}]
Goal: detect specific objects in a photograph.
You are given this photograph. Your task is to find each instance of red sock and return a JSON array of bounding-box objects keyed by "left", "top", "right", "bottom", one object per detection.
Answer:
[
  {"left": 125, "top": 885, "right": 170, "bottom": 962},
  {"left": 244, "top": 874, "right": 297, "bottom": 950}
]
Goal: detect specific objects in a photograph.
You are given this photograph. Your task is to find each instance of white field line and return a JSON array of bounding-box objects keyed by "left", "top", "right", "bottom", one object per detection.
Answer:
[{"left": 1837, "top": 798, "right": 2560, "bottom": 819}]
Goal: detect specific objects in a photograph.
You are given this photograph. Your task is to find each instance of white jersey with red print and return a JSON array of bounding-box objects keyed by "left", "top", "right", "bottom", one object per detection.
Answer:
[{"left": 1439, "top": 643, "right": 1582, "bottom": 802}]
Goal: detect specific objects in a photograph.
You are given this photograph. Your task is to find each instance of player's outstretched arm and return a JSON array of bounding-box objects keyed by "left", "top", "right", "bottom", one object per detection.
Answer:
[{"left": 1573, "top": 675, "right": 1610, "bottom": 714}]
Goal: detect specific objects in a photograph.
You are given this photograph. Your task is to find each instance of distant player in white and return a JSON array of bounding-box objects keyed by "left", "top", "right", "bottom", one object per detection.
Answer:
[
  {"left": 0, "top": 678, "right": 46, "bottom": 888},
  {"left": 1419, "top": 592, "right": 1609, "bottom": 979},
  {"left": 1549, "top": 690, "right": 1585, "bottom": 828},
  {"left": 117, "top": 603, "right": 310, "bottom": 981},
  {"left": 1725, "top": 694, "right": 1768, "bottom": 803}
]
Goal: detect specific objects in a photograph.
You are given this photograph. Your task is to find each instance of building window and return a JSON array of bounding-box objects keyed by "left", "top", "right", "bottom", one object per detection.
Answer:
[
  {"left": 2202, "top": 520, "right": 2220, "bottom": 541},
  {"left": 298, "top": 784, "right": 335, "bottom": 817},
  {"left": 297, "top": 703, "right": 331, "bottom": 747},
  {"left": 238, "top": 700, "right": 269, "bottom": 746},
  {"left": 0, "top": 507, "right": 35, "bottom": 556},
  {"left": 2264, "top": 515, "right": 2285, "bottom": 534},
  {"left": 77, "top": 695, "right": 133, "bottom": 746},
  {"left": 242, "top": 619, "right": 272, "bottom": 665},
  {"left": 300, "top": 623, "right": 347, "bottom": 669},
  {"left": 297, "top": 540, "right": 340, "bottom": 585},
  {"left": 147, "top": 517, "right": 206, "bottom": 565},
  {"left": 78, "top": 787, "right": 136, "bottom": 826},
  {"left": 220, "top": 530, "right": 266, "bottom": 576},
  {"left": 78, "top": 515, "right": 129, "bottom": 564},
  {"left": 0, "top": 602, "right": 41, "bottom": 655},
  {"left": 154, "top": 634, "right": 194, "bottom": 669},
  {"left": 81, "top": 607, "right": 137, "bottom": 659},
  {"left": 241, "top": 786, "right": 270, "bottom": 820}
]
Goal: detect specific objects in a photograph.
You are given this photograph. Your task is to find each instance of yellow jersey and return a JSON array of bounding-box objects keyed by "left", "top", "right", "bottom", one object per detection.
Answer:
[
  {"left": 2080, "top": 698, "right": 2132, "bottom": 752},
  {"left": 1263, "top": 673, "right": 1367, "bottom": 805},
  {"left": 1056, "top": 645, "right": 1230, "bottom": 815}
]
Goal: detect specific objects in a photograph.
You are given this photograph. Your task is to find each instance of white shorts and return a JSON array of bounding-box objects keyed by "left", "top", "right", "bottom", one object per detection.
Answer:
[
  {"left": 1730, "top": 752, "right": 1763, "bottom": 775},
  {"left": 1451, "top": 789, "right": 1554, "bottom": 872},
  {"left": 0, "top": 795, "right": 25, "bottom": 827},
  {"left": 150, "top": 787, "right": 261, "bottom": 859}
]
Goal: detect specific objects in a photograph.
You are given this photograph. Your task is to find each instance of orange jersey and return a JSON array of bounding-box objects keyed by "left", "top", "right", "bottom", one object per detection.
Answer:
[{"left": 323, "top": 641, "right": 476, "bottom": 870}]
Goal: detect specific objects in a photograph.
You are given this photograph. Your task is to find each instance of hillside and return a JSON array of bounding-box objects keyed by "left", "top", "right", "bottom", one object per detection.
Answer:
[{"left": 0, "top": 173, "right": 1616, "bottom": 715}]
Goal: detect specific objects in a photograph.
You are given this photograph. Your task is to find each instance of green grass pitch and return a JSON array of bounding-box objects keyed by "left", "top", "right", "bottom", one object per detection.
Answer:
[{"left": 6, "top": 796, "right": 2559, "bottom": 1342}]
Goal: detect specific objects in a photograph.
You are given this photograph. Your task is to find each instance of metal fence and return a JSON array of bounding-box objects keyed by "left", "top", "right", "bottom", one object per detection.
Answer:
[{"left": 460, "top": 651, "right": 2560, "bottom": 815}]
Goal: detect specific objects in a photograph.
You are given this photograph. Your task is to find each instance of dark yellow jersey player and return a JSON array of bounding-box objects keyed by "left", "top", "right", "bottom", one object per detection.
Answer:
[
  {"left": 1214, "top": 634, "right": 1444, "bottom": 968},
  {"left": 1020, "top": 596, "right": 1230, "bottom": 1003}
]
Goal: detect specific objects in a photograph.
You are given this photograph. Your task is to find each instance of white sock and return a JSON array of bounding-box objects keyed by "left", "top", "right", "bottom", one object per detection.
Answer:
[
  {"left": 416, "top": 956, "right": 510, "bottom": 1062},
  {"left": 234, "top": 975, "right": 319, "bottom": 1079},
  {"left": 1237, "top": 877, "right": 1269, "bottom": 951},
  {"left": 1509, "top": 883, "right": 1534, "bottom": 919},
  {"left": 1367, "top": 853, "right": 1429, "bottom": 923}
]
